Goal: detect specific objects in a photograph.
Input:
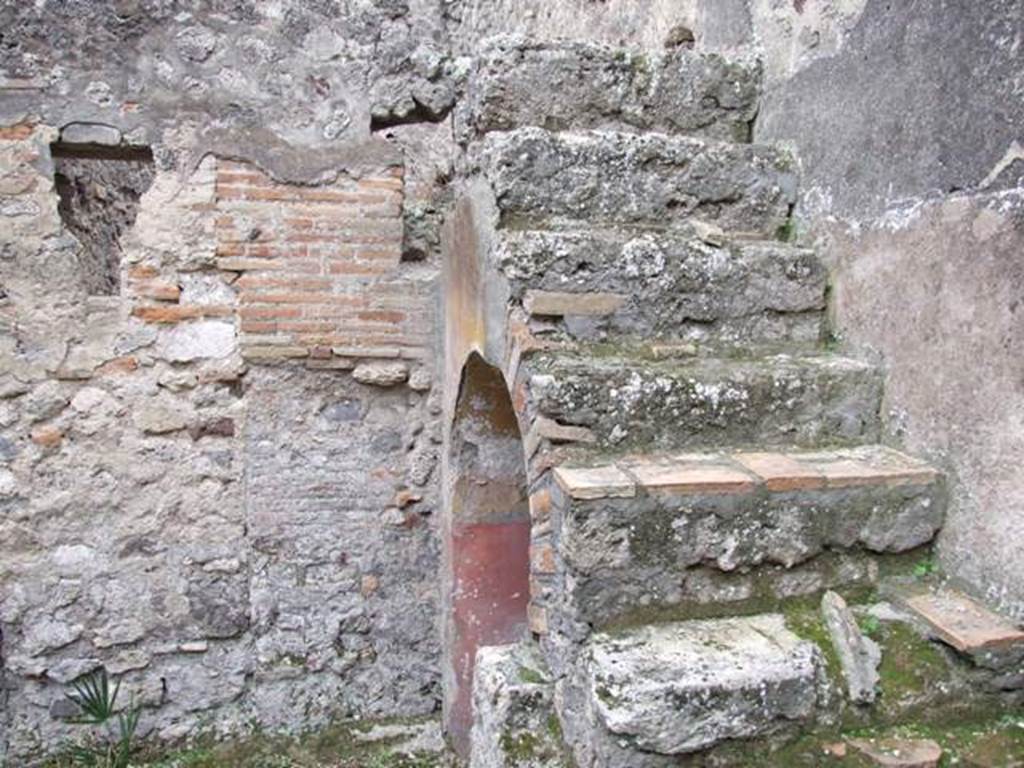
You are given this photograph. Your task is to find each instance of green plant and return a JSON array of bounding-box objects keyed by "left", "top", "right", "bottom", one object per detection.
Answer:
[
  {"left": 64, "top": 668, "right": 140, "bottom": 768},
  {"left": 913, "top": 557, "right": 937, "bottom": 578},
  {"left": 859, "top": 614, "right": 882, "bottom": 638}
]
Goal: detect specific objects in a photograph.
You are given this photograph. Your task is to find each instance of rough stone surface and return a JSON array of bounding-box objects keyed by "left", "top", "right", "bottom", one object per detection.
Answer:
[
  {"left": 457, "top": 37, "right": 759, "bottom": 141},
  {"left": 469, "top": 643, "right": 566, "bottom": 768},
  {"left": 494, "top": 228, "right": 825, "bottom": 349},
  {"left": 2, "top": 1, "right": 1018, "bottom": 762},
  {"left": 578, "top": 615, "right": 820, "bottom": 764},
  {"left": 526, "top": 351, "right": 882, "bottom": 450},
  {"left": 821, "top": 590, "right": 880, "bottom": 703},
  {"left": 353, "top": 361, "right": 410, "bottom": 387},
  {"left": 474, "top": 128, "right": 797, "bottom": 236}
]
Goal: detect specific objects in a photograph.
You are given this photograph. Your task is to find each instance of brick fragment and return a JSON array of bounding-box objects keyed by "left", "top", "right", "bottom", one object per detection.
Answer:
[
  {"left": 553, "top": 465, "right": 636, "bottom": 500},
  {"left": 901, "top": 589, "right": 1024, "bottom": 654},
  {"left": 95, "top": 356, "right": 139, "bottom": 376},
  {"left": 132, "top": 280, "right": 181, "bottom": 301},
  {"left": 627, "top": 458, "right": 758, "bottom": 494},
  {"left": 530, "top": 542, "right": 557, "bottom": 574},
  {"left": 0, "top": 122, "right": 34, "bottom": 140},
  {"left": 529, "top": 489, "right": 552, "bottom": 524},
  {"left": 733, "top": 452, "right": 825, "bottom": 491},
  {"left": 30, "top": 425, "right": 62, "bottom": 447},
  {"left": 132, "top": 305, "right": 232, "bottom": 323},
  {"left": 243, "top": 346, "right": 309, "bottom": 360}
]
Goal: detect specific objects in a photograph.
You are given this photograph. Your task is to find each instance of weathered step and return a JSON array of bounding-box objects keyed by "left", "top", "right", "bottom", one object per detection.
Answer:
[
  {"left": 473, "top": 128, "right": 797, "bottom": 237},
  {"left": 523, "top": 350, "right": 882, "bottom": 451},
  {"left": 496, "top": 227, "right": 825, "bottom": 349},
  {"left": 457, "top": 36, "right": 760, "bottom": 142},
  {"left": 545, "top": 445, "right": 944, "bottom": 626},
  {"left": 576, "top": 615, "right": 822, "bottom": 766},
  {"left": 469, "top": 643, "right": 563, "bottom": 768}
]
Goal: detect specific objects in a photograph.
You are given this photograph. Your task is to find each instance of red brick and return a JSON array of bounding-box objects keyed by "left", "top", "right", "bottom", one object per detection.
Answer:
[
  {"left": 216, "top": 243, "right": 245, "bottom": 257},
  {"left": 356, "top": 310, "right": 404, "bottom": 323},
  {"left": 328, "top": 263, "right": 389, "bottom": 276},
  {"left": 278, "top": 321, "right": 338, "bottom": 333},
  {"left": 132, "top": 305, "right": 232, "bottom": 323},
  {"left": 132, "top": 280, "right": 181, "bottom": 301},
  {"left": 127, "top": 265, "right": 160, "bottom": 280},
  {"left": 241, "top": 321, "right": 279, "bottom": 333},
  {"left": 239, "top": 306, "right": 303, "bottom": 320}
]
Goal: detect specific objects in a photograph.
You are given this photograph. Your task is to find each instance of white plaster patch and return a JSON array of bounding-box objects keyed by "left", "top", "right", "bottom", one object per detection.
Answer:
[{"left": 156, "top": 320, "right": 236, "bottom": 362}]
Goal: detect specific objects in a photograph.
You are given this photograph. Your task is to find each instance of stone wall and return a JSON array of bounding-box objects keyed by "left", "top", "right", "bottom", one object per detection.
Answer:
[
  {"left": 701, "top": 0, "right": 1024, "bottom": 618},
  {"left": 0, "top": 1, "right": 461, "bottom": 761}
]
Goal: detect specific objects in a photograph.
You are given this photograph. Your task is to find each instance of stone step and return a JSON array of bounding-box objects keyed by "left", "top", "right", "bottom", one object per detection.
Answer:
[
  {"left": 495, "top": 227, "right": 825, "bottom": 349},
  {"left": 473, "top": 128, "right": 797, "bottom": 237},
  {"left": 457, "top": 36, "right": 760, "bottom": 142},
  {"left": 575, "top": 615, "right": 822, "bottom": 765},
  {"left": 522, "top": 350, "right": 882, "bottom": 451},
  {"left": 544, "top": 445, "right": 944, "bottom": 627}
]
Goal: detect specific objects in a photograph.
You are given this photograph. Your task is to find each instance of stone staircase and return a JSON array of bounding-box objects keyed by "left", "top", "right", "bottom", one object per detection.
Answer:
[{"left": 445, "top": 37, "right": 1021, "bottom": 767}]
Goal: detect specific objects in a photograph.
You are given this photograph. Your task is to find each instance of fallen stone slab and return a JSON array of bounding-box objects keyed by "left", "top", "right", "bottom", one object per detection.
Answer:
[
  {"left": 847, "top": 737, "right": 942, "bottom": 767},
  {"left": 581, "top": 614, "right": 820, "bottom": 762},
  {"left": 822, "top": 590, "right": 881, "bottom": 703}
]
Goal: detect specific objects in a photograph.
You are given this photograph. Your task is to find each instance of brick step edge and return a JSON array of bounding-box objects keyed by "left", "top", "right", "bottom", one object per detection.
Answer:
[{"left": 552, "top": 445, "right": 940, "bottom": 501}]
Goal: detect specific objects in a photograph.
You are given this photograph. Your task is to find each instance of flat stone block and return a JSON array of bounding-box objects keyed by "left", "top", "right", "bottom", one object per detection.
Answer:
[
  {"left": 477, "top": 128, "right": 796, "bottom": 237},
  {"left": 459, "top": 37, "right": 760, "bottom": 141},
  {"left": 584, "top": 615, "right": 820, "bottom": 756},
  {"left": 527, "top": 351, "right": 882, "bottom": 450}
]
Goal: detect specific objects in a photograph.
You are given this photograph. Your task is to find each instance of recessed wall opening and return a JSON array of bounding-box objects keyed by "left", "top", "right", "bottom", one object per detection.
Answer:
[
  {"left": 51, "top": 143, "right": 156, "bottom": 295},
  {"left": 446, "top": 352, "right": 531, "bottom": 754}
]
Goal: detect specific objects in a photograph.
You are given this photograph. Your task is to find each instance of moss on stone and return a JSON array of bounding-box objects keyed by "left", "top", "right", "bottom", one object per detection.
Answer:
[
  {"left": 500, "top": 730, "right": 541, "bottom": 761},
  {"left": 79, "top": 717, "right": 454, "bottom": 768},
  {"left": 518, "top": 665, "right": 547, "bottom": 685},
  {"left": 873, "top": 621, "right": 951, "bottom": 719}
]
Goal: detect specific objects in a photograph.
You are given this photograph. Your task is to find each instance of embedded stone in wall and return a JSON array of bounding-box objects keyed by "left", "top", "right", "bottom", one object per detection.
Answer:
[{"left": 155, "top": 320, "right": 235, "bottom": 362}]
